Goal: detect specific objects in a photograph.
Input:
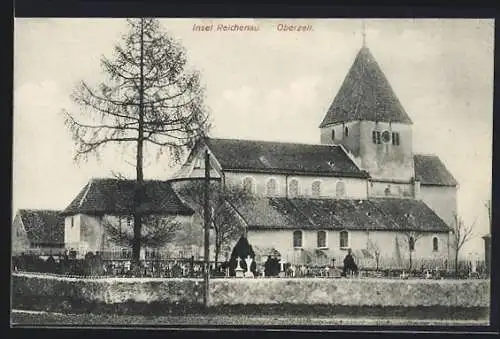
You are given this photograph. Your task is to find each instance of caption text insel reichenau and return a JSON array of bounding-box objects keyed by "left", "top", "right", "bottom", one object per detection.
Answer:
[{"left": 192, "top": 23, "right": 313, "bottom": 32}]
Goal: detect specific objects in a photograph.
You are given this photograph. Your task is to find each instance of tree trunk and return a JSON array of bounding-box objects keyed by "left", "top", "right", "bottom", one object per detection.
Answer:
[
  {"left": 409, "top": 252, "right": 413, "bottom": 271},
  {"left": 455, "top": 250, "right": 459, "bottom": 277},
  {"left": 132, "top": 18, "right": 145, "bottom": 266},
  {"left": 214, "top": 236, "right": 221, "bottom": 269}
]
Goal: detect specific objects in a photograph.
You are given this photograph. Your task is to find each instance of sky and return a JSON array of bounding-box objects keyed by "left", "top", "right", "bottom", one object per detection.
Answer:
[{"left": 13, "top": 18, "right": 494, "bottom": 257}]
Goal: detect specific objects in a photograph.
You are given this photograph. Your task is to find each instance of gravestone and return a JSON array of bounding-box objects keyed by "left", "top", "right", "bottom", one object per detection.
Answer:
[
  {"left": 235, "top": 257, "right": 244, "bottom": 278},
  {"left": 278, "top": 258, "right": 285, "bottom": 278},
  {"left": 244, "top": 256, "right": 254, "bottom": 278},
  {"left": 229, "top": 236, "right": 257, "bottom": 277}
]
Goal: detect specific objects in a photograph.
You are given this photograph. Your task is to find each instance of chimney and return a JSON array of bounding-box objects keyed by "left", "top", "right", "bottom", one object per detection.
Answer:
[{"left": 413, "top": 177, "right": 421, "bottom": 199}]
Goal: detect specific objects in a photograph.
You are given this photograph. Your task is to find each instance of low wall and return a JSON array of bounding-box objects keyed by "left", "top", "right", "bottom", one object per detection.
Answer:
[
  {"left": 12, "top": 273, "right": 490, "bottom": 309},
  {"left": 209, "top": 278, "right": 490, "bottom": 307},
  {"left": 12, "top": 273, "right": 203, "bottom": 304}
]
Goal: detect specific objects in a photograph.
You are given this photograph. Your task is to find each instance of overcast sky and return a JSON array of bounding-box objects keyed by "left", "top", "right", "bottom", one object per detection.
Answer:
[{"left": 13, "top": 18, "right": 493, "bottom": 256}]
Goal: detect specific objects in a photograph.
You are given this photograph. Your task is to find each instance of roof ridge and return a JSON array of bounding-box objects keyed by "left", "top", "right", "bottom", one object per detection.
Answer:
[
  {"left": 208, "top": 137, "right": 341, "bottom": 148},
  {"left": 414, "top": 153, "right": 438, "bottom": 157},
  {"left": 19, "top": 208, "right": 62, "bottom": 213},
  {"left": 78, "top": 179, "right": 94, "bottom": 207}
]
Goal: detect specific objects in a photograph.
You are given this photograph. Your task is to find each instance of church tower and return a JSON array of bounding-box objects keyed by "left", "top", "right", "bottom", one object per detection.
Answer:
[{"left": 319, "top": 30, "right": 415, "bottom": 183}]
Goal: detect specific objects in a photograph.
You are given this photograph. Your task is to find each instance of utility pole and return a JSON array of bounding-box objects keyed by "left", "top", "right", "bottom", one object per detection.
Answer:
[{"left": 203, "top": 150, "right": 210, "bottom": 308}]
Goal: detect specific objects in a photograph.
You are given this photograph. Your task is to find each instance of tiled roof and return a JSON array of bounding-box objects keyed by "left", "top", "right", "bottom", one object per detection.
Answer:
[
  {"left": 240, "top": 197, "right": 450, "bottom": 233},
  {"left": 17, "top": 209, "right": 65, "bottom": 245},
  {"left": 205, "top": 138, "right": 369, "bottom": 178},
  {"left": 62, "top": 178, "right": 195, "bottom": 216},
  {"left": 320, "top": 46, "right": 413, "bottom": 127},
  {"left": 414, "top": 154, "right": 458, "bottom": 186}
]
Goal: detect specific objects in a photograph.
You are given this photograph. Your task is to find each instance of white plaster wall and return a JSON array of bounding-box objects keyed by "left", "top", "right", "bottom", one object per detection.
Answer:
[
  {"left": 247, "top": 228, "right": 451, "bottom": 265},
  {"left": 224, "top": 172, "right": 368, "bottom": 199},
  {"left": 420, "top": 185, "right": 458, "bottom": 227},
  {"left": 368, "top": 181, "right": 414, "bottom": 198},
  {"left": 64, "top": 214, "right": 81, "bottom": 250}
]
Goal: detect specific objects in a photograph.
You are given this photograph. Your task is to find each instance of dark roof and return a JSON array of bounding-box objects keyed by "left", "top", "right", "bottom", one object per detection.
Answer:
[
  {"left": 414, "top": 154, "right": 458, "bottom": 186},
  {"left": 205, "top": 138, "right": 369, "bottom": 178},
  {"left": 320, "top": 46, "right": 413, "bottom": 127},
  {"left": 62, "top": 178, "right": 195, "bottom": 216},
  {"left": 16, "top": 209, "right": 65, "bottom": 245},
  {"left": 238, "top": 197, "right": 450, "bottom": 233}
]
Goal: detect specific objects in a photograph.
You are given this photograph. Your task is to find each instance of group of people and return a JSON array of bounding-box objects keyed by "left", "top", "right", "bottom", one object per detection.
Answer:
[{"left": 259, "top": 249, "right": 359, "bottom": 278}]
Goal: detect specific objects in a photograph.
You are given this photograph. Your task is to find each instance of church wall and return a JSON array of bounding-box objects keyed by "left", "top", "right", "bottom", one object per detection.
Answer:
[
  {"left": 368, "top": 180, "right": 414, "bottom": 198},
  {"left": 224, "top": 171, "right": 368, "bottom": 199},
  {"left": 320, "top": 121, "right": 361, "bottom": 157},
  {"left": 419, "top": 185, "right": 458, "bottom": 227},
  {"left": 359, "top": 121, "right": 415, "bottom": 182},
  {"left": 246, "top": 228, "right": 451, "bottom": 267}
]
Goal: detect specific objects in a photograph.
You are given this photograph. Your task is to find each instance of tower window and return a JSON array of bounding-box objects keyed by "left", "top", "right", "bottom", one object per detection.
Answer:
[
  {"left": 344, "top": 126, "right": 349, "bottom": 137},
  {"left": 242, "top": 177, "right": 255, "bottom": 194},
  {"left": 392, "top": 132, "right": 400, "bottom": 146},
  {"left": 317, "top": 231, "right": 327, "bottom": 248},
  {"left": 312, "top": 181, "right": 321, "bottom": 197},
  {"left": 293, "top": 230, "right": 303, "bottom": 248},
  {"left": 432, "top": 237, "right": 439, "bottom": 252},
  {"left": 409, "top": 236, "right": 415, "bottom": 252},
  {"left": 372, "top": 131, "right": 381, "bottom": 144},
  {"left": 289, "top": 179, "right": 299, "bottom": 197},
  {"left": 340, "top": 230, "right": 349, "bottom": 249},
  {"left": 266, "top": 178, "right": 278, "bottom": 196},
  {"left": 331, "top": 129, "right": 335, "bottom": 141}
]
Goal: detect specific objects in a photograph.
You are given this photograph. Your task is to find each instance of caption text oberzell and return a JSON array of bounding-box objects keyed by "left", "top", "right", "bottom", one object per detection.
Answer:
[{"left": 192, "top": 23, "right": 313, "bottom": 32}]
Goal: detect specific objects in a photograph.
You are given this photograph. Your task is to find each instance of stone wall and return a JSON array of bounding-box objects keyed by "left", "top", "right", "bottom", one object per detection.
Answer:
[
  {"left": 12, "top": 273, "right": 489, "bottom": 309},
  {"left": 208, "top": 278, "right": 489, "bottom": 307}
]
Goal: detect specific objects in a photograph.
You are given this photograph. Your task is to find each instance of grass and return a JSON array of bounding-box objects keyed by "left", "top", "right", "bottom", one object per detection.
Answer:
[{"left": 11, "top": 310, "right": 490, "bottom": 327}]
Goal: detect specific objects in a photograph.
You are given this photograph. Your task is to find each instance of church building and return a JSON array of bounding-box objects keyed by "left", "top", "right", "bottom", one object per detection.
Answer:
[{"left": 171, "top": 40, "right": 458, "bottom": 269}]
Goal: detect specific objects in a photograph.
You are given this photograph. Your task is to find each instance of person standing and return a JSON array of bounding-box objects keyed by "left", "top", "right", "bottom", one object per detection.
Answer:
[{"left": 342, "top": 248, "right": 358, "bottom": 277}]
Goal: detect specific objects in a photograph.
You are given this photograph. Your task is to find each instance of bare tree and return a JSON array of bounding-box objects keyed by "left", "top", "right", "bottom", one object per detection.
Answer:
[
  {"left": 450, "top": 213, "right": 476, "bottom": 275},
  {"left": 101, "top": 214, "right": 182, "bottom": 250},
  {"left": 176, "top": 181, "right": 256, "bottom": 266},
  {"left": 63, "top": 18, "right": 210, "bottom": 265},
  {"left": 400, "top": 230, "right": 423, "bottom": 271},
  {"left": 367, "top": 237, "right": 381, "bottom": 271}
]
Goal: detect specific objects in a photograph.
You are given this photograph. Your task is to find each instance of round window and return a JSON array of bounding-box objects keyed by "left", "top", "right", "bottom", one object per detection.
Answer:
[{"left": 381, "top": 130, "right": 391, "bottom": 143}]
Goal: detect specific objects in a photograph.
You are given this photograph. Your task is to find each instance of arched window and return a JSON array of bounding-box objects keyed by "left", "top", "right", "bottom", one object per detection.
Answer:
[
  {"left": 289, "top": 179, "right": 299, "bottom": 197},
  {"left": 344, "top": 126, "right": 349, "bottom": 137},
  {"left": 331, "top": 129, "right": 335, "bottom": 141},
  {"left": 340, "top": 230, "right": 349, "bottom": 249},
  {"left": 432, "top": 237, "right": 439, "bottom": 252},
  {"left": 266, "top": 178, "right": 278, "bottom": 196},
  {"left": 409, "top": 236, "right": 415, "bottom": 252},
  {"left": 293, "top": 230, "right": 303, "bottom": 248},
  {"left": 312, "top": 181, "right": 321, "bottom": 197},
  {"left": 242, "top": 177, "right": 255, "bottom": 194},
  {"left": 317, "top": 231, "right": 327, "bottom": 248},
  {"left": 336, "top": 181, "right": 345, "bottom": 197}
]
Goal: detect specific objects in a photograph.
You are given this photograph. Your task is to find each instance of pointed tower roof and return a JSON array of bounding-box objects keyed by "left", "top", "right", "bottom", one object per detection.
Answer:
[{"left": 319, "top": 46, "right": 413, "bottom": 127}]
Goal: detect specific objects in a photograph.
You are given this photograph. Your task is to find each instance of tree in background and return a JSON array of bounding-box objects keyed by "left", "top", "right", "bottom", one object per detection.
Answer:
[
  {"left": 177, "top": 181, "right": 256, "bottom": 267},
  {"left": 101, "top": 215, "right": 182, "bottom": 251},
  {"left": 366, "top": 237, "right": 381, "bottom": 271},
  {"left": 63, "top": 18, "right": 211, "bottom": 266},
  {"left": 401, "top": 230, "right": 423, "bottom": 272},
  {"left": 450, "top": 213, "right": 476, "bottom": 275}
]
